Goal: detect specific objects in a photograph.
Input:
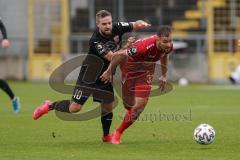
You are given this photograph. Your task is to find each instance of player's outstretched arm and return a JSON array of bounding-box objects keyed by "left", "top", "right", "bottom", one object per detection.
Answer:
[
  {"left": 101, "top": 36, "right": 135, "bottom": 83},
  {"left": 103, "top": 36, "right": 135, "bottom": 62},
  {"left": 0, "top": 19, "right": 9, "bottom": 48},
  {"left": 100, "top": 49, "right": 128, "bottom": 83},
  {"left": 159, "top": 55, "right": 169, "bottom": 91},
  {"left": 132, "top": 20, "right": 151, "bottom": 31}
]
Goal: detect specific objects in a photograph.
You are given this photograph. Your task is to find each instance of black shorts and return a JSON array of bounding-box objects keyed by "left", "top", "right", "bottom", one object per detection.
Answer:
[{"left": 71, "top": 83, "right": 114, "bottom": 105}]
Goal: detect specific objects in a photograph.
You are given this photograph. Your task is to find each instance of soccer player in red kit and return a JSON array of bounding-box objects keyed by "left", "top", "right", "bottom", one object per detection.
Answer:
[{"left": 100, "top": 26, "right": 173, "bottom": 144}]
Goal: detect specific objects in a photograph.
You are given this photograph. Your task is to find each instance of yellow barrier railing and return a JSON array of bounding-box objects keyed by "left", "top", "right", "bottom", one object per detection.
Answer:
[{"left": 28, "top": 0, "right": 69, "bottom": 81}]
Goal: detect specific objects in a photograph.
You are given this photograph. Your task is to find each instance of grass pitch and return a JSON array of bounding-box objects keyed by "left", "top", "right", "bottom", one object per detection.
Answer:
[{"left": 0, "top": 82, "right": 240, "bottom": 160}]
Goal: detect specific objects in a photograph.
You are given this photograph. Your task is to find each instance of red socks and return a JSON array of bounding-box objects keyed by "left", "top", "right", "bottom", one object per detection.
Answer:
[{"left": 117, "top": 109, "right": 138, "bottom": 134}]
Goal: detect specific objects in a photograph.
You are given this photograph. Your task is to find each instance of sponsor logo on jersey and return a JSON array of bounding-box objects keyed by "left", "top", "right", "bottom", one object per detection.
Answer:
[
  {"left": 146, "top": 44, "right": 154, "bottom": 50},
  {"left": 119, "top": 22, "right": 129, "bottom": 26}
]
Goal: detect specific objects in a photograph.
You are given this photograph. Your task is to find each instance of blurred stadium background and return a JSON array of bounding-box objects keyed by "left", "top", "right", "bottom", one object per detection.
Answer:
[{"left": 0, "top": 0, "right": 240, "bottom": 83}]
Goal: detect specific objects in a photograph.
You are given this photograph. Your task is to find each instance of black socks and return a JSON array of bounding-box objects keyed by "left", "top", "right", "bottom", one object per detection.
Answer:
[
  {"left": 50, "top": 100, "right": 113, "bottom": 136},
  {"left": 101, "top": 112, "right": 113, "bottom": 136},
  {"left": 0, "top": 79, "right": 15, "bottom": 100},
  {"left": 50, "top": 100, "right": 71, "bottom": 113}
]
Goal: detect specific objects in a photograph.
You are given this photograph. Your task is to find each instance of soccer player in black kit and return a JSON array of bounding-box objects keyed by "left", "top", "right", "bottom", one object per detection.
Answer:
[
  {"left": 32, "top": 10, "right": 150, "bottom": 142},
  {"left": 0, "top": 17, "right": 21, "bottom": 113}
]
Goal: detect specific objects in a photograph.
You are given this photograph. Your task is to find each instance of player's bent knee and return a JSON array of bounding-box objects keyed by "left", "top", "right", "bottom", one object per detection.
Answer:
[
  {"left": 134, "top": 98, "right": 148, "bottom": 111},
  {"left": 123, "top": 101, "right": 132, "bottom": 109},
  {"left": 123, "top": 98, "right": 135, "bottom": 109},
  {"left": 69, "top": 102, "right": 82, "bottom": 113},
  {"left": 101, "top": 102, "right": 113, "bottom": 113}
]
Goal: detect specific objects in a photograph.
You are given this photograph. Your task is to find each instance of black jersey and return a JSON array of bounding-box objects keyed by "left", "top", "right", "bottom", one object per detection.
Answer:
[
  {"left": 0, "top": 18, "right": 7, "bottom": 39},
  {"left": 78, "top": 22, "right": 133, "bottom": 86}
]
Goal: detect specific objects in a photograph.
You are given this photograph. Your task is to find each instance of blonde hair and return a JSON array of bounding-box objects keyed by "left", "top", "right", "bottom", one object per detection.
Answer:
[{"left": 96, "top": 10, "right": 112, "bottom": 21}]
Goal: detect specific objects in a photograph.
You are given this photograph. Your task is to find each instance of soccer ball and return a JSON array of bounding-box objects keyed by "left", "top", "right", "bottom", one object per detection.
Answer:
[
  {"left": 178, "top": 77, "right": 189, "bottom": 86},
  {"left": 194, "top": 124, "right": 215, "bottom": 145}
]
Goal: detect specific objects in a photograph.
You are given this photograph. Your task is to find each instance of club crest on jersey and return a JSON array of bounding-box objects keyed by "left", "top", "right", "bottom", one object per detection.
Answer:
[
  {"left": 113, "top": 36, "right": 120, "bottom": 43},
  {"left": 127, "top": 46, "right": 137, "bottom": 56},
  {"left": 95, "top": 43, "right": 105, "bottom": 54},
  {"left": 97, "top": 44, "right": 103, "bottom": 50}
]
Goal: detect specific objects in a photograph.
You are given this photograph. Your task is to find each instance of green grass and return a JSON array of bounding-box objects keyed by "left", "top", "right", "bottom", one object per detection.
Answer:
[{"left": 0, "top": 82, "right": 240, "bottom": 160}]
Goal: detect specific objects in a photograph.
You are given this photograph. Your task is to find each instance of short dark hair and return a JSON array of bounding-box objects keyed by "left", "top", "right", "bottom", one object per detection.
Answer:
[
  {"left": 157, "top": 25, "right": 172, "bottom": 37},
  {"left": 96, "top": 10, "right": 112, "bottom": 21}
]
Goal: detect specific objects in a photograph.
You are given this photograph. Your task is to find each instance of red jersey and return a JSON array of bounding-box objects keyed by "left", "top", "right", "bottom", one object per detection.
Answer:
[{"left": 120, "top": 35, "right": 173, "bottom": 74}]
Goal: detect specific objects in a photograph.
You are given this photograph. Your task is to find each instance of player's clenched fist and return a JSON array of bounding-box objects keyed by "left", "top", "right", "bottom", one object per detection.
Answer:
[
  {"left": 100, "top": 69, "right": 112, "bottom": 84},
  {"left": 2, "top": 39, "right": 9, "bottom": 48},
  {"left": 159, "top": 76, "right": 167, "bottom": 92},
  {"left": 133, "top": 20, "right": 151, "bottom": 30}
]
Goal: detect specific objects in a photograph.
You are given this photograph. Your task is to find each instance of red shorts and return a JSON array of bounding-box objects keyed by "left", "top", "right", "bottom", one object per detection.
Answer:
[
  {"left": 121, "top": 70, "right": 154, "bottom": 100},
  {"left": 120, "top": 61, "right": 156, "bottom": 105}
]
